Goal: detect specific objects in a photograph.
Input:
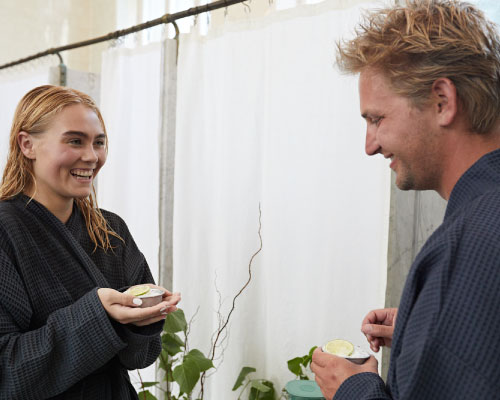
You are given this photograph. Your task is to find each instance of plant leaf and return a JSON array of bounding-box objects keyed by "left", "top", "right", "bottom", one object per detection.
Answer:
[
  {"left": 232, "top": 366, "right": 257, "bottom": 391},
  {"left": 287, "top": 357, "right": 303, "bottom": 376},
  {"left": 172, "top": 357, "right": 200, "bottom": 394},
  {"left": 185, "top": 349, "right": 214, "bottom": 372},
  {"left": 137, "top": 390, "right": 158, "bottom": 400},
  {"left": 162, "top": 332, "right": 185, "bottom": 356},
  {"left": 158, "top": 349, "right": 171, "bottom": 370},
  {"left": 140, "top": 381, "right": 159, "bottom": 388},
  {"left": 250, "top": 380, "right": 275, "bottom": 400},
  {"left": 163, "top": 309, "right": 188, "bottom": 333},
  {"left": 303, "top": 345, "right": 318, "bottom": 368},
  {"left": 251, "top": 380, "right": 271, "bottom": 392}
]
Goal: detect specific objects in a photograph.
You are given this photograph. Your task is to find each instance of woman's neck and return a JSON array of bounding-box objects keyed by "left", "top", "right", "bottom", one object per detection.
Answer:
[{"left": 24, "top": 189, "right": 74, "bottom": 223}]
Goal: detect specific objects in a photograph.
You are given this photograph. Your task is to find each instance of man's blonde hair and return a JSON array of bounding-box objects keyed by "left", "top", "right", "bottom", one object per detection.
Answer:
[{"left": 337, "top": 0, "right": 500, "bottom": 134}]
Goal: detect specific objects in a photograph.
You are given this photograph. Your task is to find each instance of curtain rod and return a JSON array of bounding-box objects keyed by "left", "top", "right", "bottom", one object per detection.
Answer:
[{"left": 0, "top": 0, "right": 249, "bottom": 70}]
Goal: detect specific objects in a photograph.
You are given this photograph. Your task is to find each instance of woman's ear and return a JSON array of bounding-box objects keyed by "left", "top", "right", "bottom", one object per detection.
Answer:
[
  {"left": 18, "top": 131, "right": 36, "bottom": 159},
  {"left": 431, "top": 78, "right": 458, "bottom": 127}
]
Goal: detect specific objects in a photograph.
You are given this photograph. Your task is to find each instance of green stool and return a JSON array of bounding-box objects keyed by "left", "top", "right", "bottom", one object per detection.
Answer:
[{"left": 285, "top": 380, "right": 325, "bottom": 400}]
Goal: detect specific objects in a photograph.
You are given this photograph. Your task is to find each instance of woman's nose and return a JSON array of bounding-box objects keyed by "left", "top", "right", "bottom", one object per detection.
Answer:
[{"left": 82, "top": 145, "right": 98, "bottom": 163}]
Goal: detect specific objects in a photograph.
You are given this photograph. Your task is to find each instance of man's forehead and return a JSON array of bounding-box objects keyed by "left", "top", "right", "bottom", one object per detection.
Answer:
[{"left": 359, "top": 69, "right": 390, "bottom": 110}]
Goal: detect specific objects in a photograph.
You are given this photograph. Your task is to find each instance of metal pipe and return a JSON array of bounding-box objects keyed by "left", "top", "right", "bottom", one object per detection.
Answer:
[{"left": 0, "top": 0, "right": 249, "bottom": 70}]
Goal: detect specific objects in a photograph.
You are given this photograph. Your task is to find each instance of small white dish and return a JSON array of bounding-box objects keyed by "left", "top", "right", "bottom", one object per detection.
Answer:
[
  {"left": 322, "top": 344, "right": 370, "bottom": 365},
  {"left": 136, "top": 288, "right": 164, "bottom": 308}
]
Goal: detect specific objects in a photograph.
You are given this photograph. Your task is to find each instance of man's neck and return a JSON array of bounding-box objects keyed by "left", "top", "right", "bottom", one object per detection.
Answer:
[{"left": 438, "top": 129, "right": 500, "bottom": 200}]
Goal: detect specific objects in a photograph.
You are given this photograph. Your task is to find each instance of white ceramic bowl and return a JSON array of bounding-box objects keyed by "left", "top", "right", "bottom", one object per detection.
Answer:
[
  {"left": 321, "top": 344, "right": 370, "bottom": 365},
  {"left": 136, "top": 288, "right": 164, "bottom": 308}
]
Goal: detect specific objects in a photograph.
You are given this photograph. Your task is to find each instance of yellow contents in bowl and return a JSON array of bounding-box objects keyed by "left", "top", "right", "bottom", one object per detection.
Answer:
[
  {"left": 126, "top": 285, "right": 151, "bottom": 297},
  {"left": 323, "top": 339, "right": 354, "bottom": 356}
]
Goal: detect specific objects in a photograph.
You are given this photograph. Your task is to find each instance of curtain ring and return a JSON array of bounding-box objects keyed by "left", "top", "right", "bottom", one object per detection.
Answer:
[{"left": 243, "top": 1, "right": 251, "bottom": 14}]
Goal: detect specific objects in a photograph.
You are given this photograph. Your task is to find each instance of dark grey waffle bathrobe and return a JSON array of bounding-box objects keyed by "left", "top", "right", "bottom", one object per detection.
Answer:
[
  {"left": 0, "top": 195, "right": 163, "bottom": 399},
  {"left": 333, "top": 151, "right": 500, "bottom": 399}
]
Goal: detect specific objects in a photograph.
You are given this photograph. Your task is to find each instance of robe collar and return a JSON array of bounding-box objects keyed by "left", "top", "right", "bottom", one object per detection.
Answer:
[{"left": 445, "top": 148, "right": 500, "bottom": 220}]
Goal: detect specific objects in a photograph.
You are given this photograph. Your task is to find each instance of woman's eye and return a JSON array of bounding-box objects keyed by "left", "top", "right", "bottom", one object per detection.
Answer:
[
  {"left": 94, "top": 140, "right": 106, "bottom": 147},
  {"left": 69, "top": 139, "right": 81, "bottom": 145}
]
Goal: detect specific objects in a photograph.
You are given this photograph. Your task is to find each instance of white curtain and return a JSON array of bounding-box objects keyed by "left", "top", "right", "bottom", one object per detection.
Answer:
[
  {"left": 0, "top": 67, "right": 52, "bottom": 172},
  {"left": 98, "top": 43, "right": 162, "bottom": 387},
  {"left": 174, "top": 1, "right": 390, "bottom": 398}
]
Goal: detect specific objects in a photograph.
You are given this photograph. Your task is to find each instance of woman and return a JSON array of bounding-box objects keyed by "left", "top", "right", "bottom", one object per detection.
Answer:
[{"left": 0, "top": 85, "right": 180, "bottom": 399}]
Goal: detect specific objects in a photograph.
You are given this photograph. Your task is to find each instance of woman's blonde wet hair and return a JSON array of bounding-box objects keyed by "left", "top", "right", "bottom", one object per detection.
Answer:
[
  {"left": 0, "top": 84, "right": 121, "bottom": 250},
  {"left": 337, "top": 0, "right": 500, "bottom": 134}
]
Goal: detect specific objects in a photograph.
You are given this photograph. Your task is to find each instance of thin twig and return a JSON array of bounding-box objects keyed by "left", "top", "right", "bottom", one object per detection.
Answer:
[
  {"left": 137, "top": 370, "right": 147, "bottom": 400},
  {"left": 185, "top": 305, "right": 200, "bottom": 354},
  {"left": 159, "top": 351, "right": 172, "bottom": 400},
  {"left": 199, "top": 204, "right": 263, "bottom": 398}
]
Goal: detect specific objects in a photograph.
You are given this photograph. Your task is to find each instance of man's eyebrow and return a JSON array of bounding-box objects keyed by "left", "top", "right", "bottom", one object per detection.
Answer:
[
  {"left": 361, "top": 112, "right": 380, "bottom": 119},
  {"left": 62, "top": 131, "right": 106, "bottom": 138}
]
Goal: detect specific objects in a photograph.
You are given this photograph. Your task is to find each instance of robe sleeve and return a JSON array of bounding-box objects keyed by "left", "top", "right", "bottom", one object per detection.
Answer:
[
  {"left": 0, "top": 245, "right": 127, "bottom": 399},
  {"left": 335, "top": 373, "right": 391, "bottom": 399}
]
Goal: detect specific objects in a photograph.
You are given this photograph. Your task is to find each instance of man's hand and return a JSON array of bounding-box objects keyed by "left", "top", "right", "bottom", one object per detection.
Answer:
[
  {"left": 98, "top": 286, "right": 181, "bottom": 327},
  {"left": 361, "top": 308, "right": 398, "bottom": 352},
  {"left": 311, "top": 348, "right": 378, "bottom": 399}
]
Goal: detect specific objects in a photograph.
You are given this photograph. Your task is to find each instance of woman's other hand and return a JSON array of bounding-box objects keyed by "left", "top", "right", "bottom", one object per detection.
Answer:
[{"left": 97, "top": 286, "right": 181, "bottom": 327}]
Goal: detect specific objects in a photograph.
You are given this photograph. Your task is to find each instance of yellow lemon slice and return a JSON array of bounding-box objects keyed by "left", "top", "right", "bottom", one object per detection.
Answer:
[
  {"left": 323, "top": 339, "right": 354, "bottom": 356},
  {"left": 127, "top": 285, "right": 151, "bottom": 297}
]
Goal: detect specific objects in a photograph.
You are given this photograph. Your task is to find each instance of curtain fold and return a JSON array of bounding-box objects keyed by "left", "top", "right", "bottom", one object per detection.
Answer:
[
  {"left": 98, "top": 43, "right": 162, "bottom": 389},
  {"left": 174, "top": 1, "right": 389, "bottom": 397}
]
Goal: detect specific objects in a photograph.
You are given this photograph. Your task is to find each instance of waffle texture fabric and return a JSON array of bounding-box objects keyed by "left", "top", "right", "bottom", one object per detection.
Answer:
[
  {"left": 335, "top": 148, "right": 500, "bottom": 400},
  {"left": 0, "top": 195, "right": 163, "bottom": 399}
]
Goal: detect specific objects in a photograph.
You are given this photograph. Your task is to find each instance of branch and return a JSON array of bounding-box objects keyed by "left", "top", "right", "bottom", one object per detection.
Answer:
[
  {"left": 185, "top": 305, "right": 200, "bottom": 354},
  {"left": 199, "top": 204, "right": 263, "bottom": 398},
  {"left": 136, "top": 370, "right": 147, "bottom": 400}
]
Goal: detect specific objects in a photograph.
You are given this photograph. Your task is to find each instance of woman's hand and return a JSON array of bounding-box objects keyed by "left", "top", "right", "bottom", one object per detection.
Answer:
[
  {"left": 97, "top": 285, "right": 181, "bottom": 327},
  {"left": 361, "top": 307, "right": 398, "bottom": 352}
]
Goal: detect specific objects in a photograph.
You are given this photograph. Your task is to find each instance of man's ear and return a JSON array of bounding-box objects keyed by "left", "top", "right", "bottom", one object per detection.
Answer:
[
  {"left": 431, "top": 78, "right": 458, "bottom": 127},
  {"left": 18, "top": 131, "right": 36, "bottom": 159}
]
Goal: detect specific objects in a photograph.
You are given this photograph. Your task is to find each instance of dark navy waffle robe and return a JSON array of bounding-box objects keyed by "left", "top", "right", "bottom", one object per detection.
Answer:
[
  {"left": 335, "top": 148, "right": 500, "bottom": 400},
  {"left": 0, "top": 195, "right": 163, "bottom": 399}
]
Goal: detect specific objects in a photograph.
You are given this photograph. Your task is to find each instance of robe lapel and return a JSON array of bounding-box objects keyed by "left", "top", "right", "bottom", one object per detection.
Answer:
[{"left": 23, "top": 197, "right": 110, "bottom": 288}]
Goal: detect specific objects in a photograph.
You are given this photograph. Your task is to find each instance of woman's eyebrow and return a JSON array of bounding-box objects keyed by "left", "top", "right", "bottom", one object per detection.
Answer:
[{"left": 62, "top": 131, "right": 106, "bottom": 138}]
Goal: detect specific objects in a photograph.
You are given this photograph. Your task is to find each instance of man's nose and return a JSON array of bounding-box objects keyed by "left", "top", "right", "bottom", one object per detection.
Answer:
[{"left": 365, "top": 127, "right": 381, "bottom": 156}]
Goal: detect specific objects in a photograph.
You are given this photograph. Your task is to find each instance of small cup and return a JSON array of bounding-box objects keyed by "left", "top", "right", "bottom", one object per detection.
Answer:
[
  {"left": 322, "top": 344, "right": 370, "bottom": 365},
  {"left": 136, "top": 288, "right": 164, "bottom": 308}
]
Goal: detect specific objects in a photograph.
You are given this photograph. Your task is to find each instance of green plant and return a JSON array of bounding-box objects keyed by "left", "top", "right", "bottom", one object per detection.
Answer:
[
  {"left": 286, "top": 346, "right": 317, "bottom": 380},
  {"left": 232, "top": 367, "right": 276, "bottom": 400},
  {"left": 138, "top": 205, "right": 263, "bottom": 399},
  {"left": 138, "top": 309, "right": 214, "bottom": 400}
]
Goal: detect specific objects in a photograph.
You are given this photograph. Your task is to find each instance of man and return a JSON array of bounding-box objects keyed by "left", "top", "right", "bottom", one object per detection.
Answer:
[{"left": 310, "top": 1, "right": 500, "bottom": 398}]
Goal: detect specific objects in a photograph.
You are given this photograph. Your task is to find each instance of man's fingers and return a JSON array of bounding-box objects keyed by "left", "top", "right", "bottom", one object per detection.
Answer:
[
  {"left": 365, "top": 355, "right": 378, "bottom": 369},
  {"left": 311, "top": 348, "right": 330, "bottom": 368},
  {"left": 312, "top": 348, "right": 345, "bottom": 369},
  {"left": 369, "top": 339, "right": 380, "bottom": 352},
  {"left": 362, "top": 323, "right": 393, "bottom": 339},
  {"left": 361, "top": 308, "right": 397, "bottom": 327}
]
